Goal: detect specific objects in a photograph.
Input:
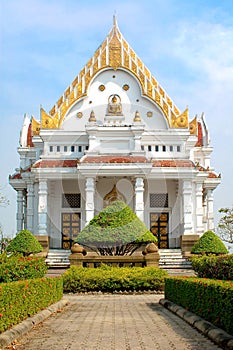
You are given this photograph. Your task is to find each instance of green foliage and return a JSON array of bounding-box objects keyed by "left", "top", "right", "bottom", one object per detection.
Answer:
[
  {"left": 165, "top": 277, "right": 233, "bottom": 336},
  {"left": 6, "top": 230, "right": 43, "bottom": 256},
  {"left": 62, "top": 265, "right": 167, "bottom": 293},
  {"left": 218, "top": 207, "right": 233, "bottom": 245},
  {"left": 76, "top": 201, "right": 157, "bottom": 255},
  {"left": 191, "top": 230, "right": 228, "bottom": 255},
  {"left": 0, "top": 277, "right": 63, "bottom": 333},
  {"left": 0, "top": 253, "right": 48, "bottom": 282},
  {"left": 191, "top": 254, "right": 233, "bottom": 280}
]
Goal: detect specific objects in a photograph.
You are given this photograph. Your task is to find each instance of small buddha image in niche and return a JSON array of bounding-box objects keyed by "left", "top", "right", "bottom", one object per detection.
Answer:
[{"left": 107, "top": 94, "right": 123, "bottom": 115}]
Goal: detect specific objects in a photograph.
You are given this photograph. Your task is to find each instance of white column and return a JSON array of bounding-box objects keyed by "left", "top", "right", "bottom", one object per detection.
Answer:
[
  {"left": 207, "top": 189, "right": 214, "bottom": 230},
  {"left": 182, "top": 180, "right": 193, "bottom": 234},
  {"left": 203, "top": 192, "right": 207, "bottom": 232},
  {"left": 38, "top": 179, "right": 48, "bottom": 235},
  {"left": 26, "top": 181, "right": 34, "bottom": 232},
  {"left": 16, "top": 190, "right": 24, "bottom": 232},
  {"left": 85, "top": 178, "right": 95, "bottom": 225},
  {"left": 135, "top": 178, "right": 144, "bottom": 221},
  {"left": 196, "top": 182, "right": 204, "bottom": 235}
]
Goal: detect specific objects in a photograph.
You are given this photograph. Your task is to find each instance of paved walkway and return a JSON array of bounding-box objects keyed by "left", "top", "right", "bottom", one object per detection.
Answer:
[{"left": 5, "top": 294, "right": 222, "bottom": 350}]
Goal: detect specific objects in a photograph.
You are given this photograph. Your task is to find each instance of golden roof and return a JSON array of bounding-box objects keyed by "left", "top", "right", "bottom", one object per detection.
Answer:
[{"left": 36, "top": 16, "right": 194, "bottom": 133}]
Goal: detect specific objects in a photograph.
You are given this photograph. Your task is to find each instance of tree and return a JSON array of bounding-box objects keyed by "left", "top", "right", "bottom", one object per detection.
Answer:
[
  {"left": 218, "top": 207, "right": 233, "bottom": 247},
  {"left": 0, "top": 188, "right": 9, "bottom": 207},
  {"left": 6, "top": 229, "right": 43, "bottom": 256},
  {"left": 76, "top": 200, "right": 157, "bottom": 256},
  {"left": 0, "top": 225, "right": 11, "bottom": 253},
  {"left": 191, "top": 230, "right": 228, "bottom": 255}
]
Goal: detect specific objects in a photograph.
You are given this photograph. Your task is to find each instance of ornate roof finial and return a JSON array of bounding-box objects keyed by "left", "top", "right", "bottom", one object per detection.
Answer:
[
  {"left": 89, "top": 110, "right": 96, "bottom": 122},
  {"left": 134, "top": 110, "right": 141, "bottom": 122},
  {"left": 113, "top": 12, "right": 117, "bottom": 25},
  {"left": 113, "top": 13, "right": 118, "bottom": 32}
]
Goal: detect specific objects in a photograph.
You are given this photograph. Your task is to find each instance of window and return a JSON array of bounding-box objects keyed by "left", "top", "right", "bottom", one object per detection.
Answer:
[
  {"left": 71, "top": 146, "right": 75, "bottom": 152},
  {"left": 177, "top": 145, "right": 181, "bottom": 152},
  {"left": 155, "top": 145, "right": 159, "bottom": 152},
  {"left": 150, "top": 193, "right": 168, "bottom": 208},
  {"left": 169, "top": 145, "right": 173, "bottom": 152},
  {"left": 57, "top": 146, "right": 60, "bottom": 152},
  {"left": 49, "top": 146, "right": 53, "bottom": 152},
  {"left": 141, "top": 145, "right": 144, "bottom": 151},
  {"left": 64, "top": 146, "right": 68, "bottom": 152},
  {"left": 148, "top": 145, "right": 152, "bottom": 152},
  {"left": 78, "top": 146, "right": 82, "bottom": 152},
  {"left": 62, "top": 194, "right": 81, "bottom": 208},
  {"left": 85, "top": 145, "right": 89, "bottom": 151},
  {"left": 162, "top": 145, "right": 166, "bottom": 152}
]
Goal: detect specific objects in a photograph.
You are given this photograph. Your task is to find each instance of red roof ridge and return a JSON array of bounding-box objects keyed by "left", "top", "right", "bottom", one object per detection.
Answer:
[
  {"left": 32, "top": 159, "right": 79, "bottom": 168},
  {"left": 81, "top": 155, "right": 149, "bottom": 164}
]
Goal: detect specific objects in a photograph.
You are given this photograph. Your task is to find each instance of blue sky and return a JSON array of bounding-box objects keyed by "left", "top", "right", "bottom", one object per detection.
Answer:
[{"left": 0, "top": 0, "right": 233, "bottom": 237}]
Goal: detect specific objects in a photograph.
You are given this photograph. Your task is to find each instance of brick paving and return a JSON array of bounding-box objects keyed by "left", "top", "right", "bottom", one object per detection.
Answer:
[{"left": 7, "top": 294, "right": 222, "bottom": 350}]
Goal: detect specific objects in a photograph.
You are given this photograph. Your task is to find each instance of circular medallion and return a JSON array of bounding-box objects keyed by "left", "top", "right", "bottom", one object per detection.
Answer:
[
  {"left": 147, "top": 111, "right": 153, "bottom": 118},
  {"left": 99, "top": 84, "right": 105, "bottom": 91},
  {"left": 123, "top": 84, "right": 129, "bottom": 91},
  {"left": 76, "top": 112, "right": 83, "bottom": 119}
]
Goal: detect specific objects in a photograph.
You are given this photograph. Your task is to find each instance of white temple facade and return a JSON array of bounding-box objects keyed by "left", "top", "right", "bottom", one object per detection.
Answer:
[{"left": 9, "top": 18, "right": 221, "bottom": 253}]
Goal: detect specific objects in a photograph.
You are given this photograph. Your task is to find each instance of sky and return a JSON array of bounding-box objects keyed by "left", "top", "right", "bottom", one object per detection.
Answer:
[{"left": 0, "top": 0, "right": 233, "bottom": 238}]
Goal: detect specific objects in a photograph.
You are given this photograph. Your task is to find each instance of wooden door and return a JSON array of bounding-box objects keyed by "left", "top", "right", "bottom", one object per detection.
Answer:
[
  {"left": 61, "top": 213, "right": 80, "bottom": 249},
  {"left": 150, "top": 212, "right": 169, "bottom": 248}
]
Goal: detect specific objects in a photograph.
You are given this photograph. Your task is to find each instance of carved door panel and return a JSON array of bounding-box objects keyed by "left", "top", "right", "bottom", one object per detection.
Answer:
[
  {"left": 61, "top": 213, "right": 80, "bottom": 249},
  {"left": 150, "top": 212, "right": 169, "bottom": 248}
]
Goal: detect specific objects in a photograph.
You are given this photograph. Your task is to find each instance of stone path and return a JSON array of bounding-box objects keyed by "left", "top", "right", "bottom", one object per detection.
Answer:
[{"left": 5, "top": 294, "right": 222, "bottom": 350}]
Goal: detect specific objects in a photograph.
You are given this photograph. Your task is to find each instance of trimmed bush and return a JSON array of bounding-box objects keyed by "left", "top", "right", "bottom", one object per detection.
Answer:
[
  {"left": 165, "top": 277, "right": 233, "bottom": 336},
  {"left": 6, "top": 230, "right": 43, "bottom": 256},
  {"left": 0, "top": 254, "right": 48, "bottom": 282},
  {"left": 191, "top": 254, "right": 233, "bottom": 280},
  {"left": 0, "top": 277, "right": 63, "bottom": 333},
  {"left": 191, "top": 230, "right": 228, "bottom": 255},
  {"left": 76, "top": 201, "right": 157, "bottom": 255},
  {"left": 63, "top": 265, "right": 167, "bottom": 293}
]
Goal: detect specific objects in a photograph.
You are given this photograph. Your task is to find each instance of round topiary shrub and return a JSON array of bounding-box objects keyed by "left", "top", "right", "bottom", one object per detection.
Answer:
[
  {"left": 6, "top": 229, "right": 43, "bottom": 256},
  {"left": 76, "top": 200, "right": 157, "bottom": 255},
  {"left": 191, "top": 230, "right": 228, "bottom": 255}
]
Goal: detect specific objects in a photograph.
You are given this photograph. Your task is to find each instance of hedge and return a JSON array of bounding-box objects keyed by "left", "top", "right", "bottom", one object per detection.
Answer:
[
  {"left": 165, "top": 277, "right": 233, "bottom": 336},
  {"left": 191, "top": 230, "right": 228, "bottom": 255},
  {"left": 6, "top": 230, "right": 43, "bottom": 256},
  {"left": 63, "top": 265, "right": 168, "bottom": 293},
  {"left": 0, "top": 254, "right": 48, "bottom": 282},
  {"left": 191, "top": 254, "right": 233, "bottom": 280},
  {"left": 0, "top": 277, "right": 63, "bottom": 333}
]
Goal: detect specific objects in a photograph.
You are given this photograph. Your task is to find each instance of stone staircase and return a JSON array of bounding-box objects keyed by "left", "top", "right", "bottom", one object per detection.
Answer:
[
  {"left": 45, "top": 249, "right": 71, "bottom": 268},
  {"left": 159, "top": 249, "right": 195, "bottom": 276}
]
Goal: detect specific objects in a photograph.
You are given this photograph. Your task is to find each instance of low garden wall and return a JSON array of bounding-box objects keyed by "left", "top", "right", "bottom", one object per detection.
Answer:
[{"left": 69, "top": 243, "right": 160, "bottom": 268}]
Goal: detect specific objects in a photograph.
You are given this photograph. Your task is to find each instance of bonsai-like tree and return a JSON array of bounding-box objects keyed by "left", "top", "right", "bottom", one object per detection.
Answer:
[
  {"left": 191, "top": 230, "right": 228, "bottom": 255},
  {"left": 6, "top": 229, "right": 43, "bottom": 256},
  {"left": 76, "top": 200, "right": 157, "bottom": 256}
]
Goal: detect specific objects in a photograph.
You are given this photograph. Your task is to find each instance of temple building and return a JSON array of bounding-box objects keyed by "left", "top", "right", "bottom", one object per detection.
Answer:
[{"left": 9, "top": 17, "right": 221, "bottom": 254}]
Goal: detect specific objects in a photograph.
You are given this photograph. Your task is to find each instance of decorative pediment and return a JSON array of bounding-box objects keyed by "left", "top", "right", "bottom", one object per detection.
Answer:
[{"left": 34, "top": 16, "right": 193, "bottom": 133}]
